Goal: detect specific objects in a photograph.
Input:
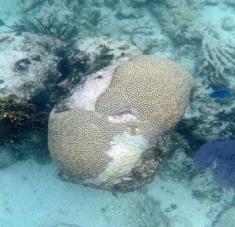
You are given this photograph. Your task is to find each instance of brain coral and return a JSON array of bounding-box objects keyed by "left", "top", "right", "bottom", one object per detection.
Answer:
[
  {"left": 48, "top": 55, "right": 193, "bottom": 191},
  {"left": 96, "top": 56, "right": 193, "bottom": 139},
  {"left": 49, "top": 108, "right": 128, "bottom": 179}
]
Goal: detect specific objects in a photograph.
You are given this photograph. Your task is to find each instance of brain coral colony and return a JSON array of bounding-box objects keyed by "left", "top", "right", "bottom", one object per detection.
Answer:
[
  {"left": 48, "top": 56, "right": 193, "bottom": 191},
  {"left": 194, "top": 139, "right": 235, "bottom": 188}
]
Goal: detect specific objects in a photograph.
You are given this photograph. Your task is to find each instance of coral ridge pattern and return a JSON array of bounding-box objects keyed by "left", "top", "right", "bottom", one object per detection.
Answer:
[{"left": 48, "top": 56, "right": 193, "bottom": 191}]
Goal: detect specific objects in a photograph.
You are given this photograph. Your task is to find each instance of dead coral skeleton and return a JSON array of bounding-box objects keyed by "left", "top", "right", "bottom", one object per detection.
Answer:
[{"left": 199, "top": 33, "right": 235, "bottom": 74}]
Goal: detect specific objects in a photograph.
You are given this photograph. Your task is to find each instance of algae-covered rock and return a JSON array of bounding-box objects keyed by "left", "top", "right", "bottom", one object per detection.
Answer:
[
  {"left": 0, "top": 32, "right": 64, "bottom": 101},
  {"left": 0, "top": 96, "right": 47, "bottom": 142},
  {"left": 0, "top": 32, "right": 66, "bottom": 163},
  {"left": 67, "top": 36, "right": 141, "bottom": 82},
  {"left": 214, "top": 207, "right": 235, "bottom": 227},
  {"left": 18, "top": 0, "right": 80, "bottom": 40},
  {"left": 48, "top": 56, "right": 193, "bottom": 191},
  {"left": 74, "top": 36, "right": 141, "bottom": 64},
  {"left": 0, "top": 95, "right": 50, "bottom": 163},
  {"left": 149, "top": 1, "right": 203, "bottom": 45}
]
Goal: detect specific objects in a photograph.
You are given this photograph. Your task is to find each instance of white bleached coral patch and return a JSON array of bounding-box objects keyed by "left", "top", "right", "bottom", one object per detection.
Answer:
[
  {"left": 89, "top": 132, "right": 150, "bottom": 186},
  {"left": 67, "top": 57, "right": 130, "bottom": 111},
  {"left": 108, "top": 112, "right": 138, "bottom": 124}
]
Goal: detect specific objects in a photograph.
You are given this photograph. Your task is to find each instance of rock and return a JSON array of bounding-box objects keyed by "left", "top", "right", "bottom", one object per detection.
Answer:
[
  {"left": 149, "top": 2, "right": 203, "bottom": 45},
  {"left": 205, "top": 0, "right": 220, "bottom": 6},
  {"left": 221, "top": 17, "right": 235, "bottom": 31},
  {"left": 214, "top": 207, "right": 235, "bottom": 227},
  {"left": 132, "top": 0, "right": 148, "bottom": 3},
  {"left": 74, "top": 36, "right": 141, "bottom": 63},
  {"left": 18, "top": 0, "right": 80, "bottom": 40},
  {"left": 21, "top": 0, "right": 44, "bottom": 13},
  {"left": 65, "top": 36, "right": 141, "bottom": 85},
  {"left": 164, "top": 0, "right": 179, "bottom": 8},
  {"left": 0, "top": 32, "right": 66, "bottom": 162},
  {"left": 224, "top": 0, "right": 235, "bottom": 7},
  {"left": 48, "top": 56, "right": 193, "bottom": 191},
  {"left": 0, "top": 32, "right": 64, "bottom": 102},
  {"left": 115, "top": 1, "right": 143, "bottom": 18},
  {"left": 179, "top": 75, "right": 235, "bottom": 147}
]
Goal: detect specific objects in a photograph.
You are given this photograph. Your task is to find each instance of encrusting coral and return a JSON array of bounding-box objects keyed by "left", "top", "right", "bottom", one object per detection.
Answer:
[{"left": 48, "top": 55, "right": 193, "bottom": 191}]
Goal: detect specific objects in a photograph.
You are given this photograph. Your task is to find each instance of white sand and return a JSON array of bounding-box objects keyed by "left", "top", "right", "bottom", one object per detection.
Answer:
[{"left": 1, "top": 157, "right": 233, "bottom": 227}]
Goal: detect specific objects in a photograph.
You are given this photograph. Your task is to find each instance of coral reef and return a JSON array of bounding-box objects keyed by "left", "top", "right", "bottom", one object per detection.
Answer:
[
  {"left": 18, "top": 0, "right": 80, "bottom": 40},
  {"left": 148, "top": 1, "right": 203, "bottom": 45},
  {"left": 20, "top": 0, "right": 45, "bottom": 13},
  {"left": 1, "top": 0, "right": 235, "bottom": 225},
  {"left": 0, "top": 96, "right": 47, "bottom": 142},
  {"left": 0, "top": 32, "right": 64, "bottom": 101},
  {"left": 62, "top": 36, "right": 141, "bottom": 86},
  {"left": 0, "top": 31, "right": 68, "bottom": 163},
  {"left": 0, "top": 95, "right": 50, "bottom": 163},
  {"left": 194, "top": 139, "right": 235, "bottom": 188},
  {"left": 0, "top": 30, "right": 141, "bottom": 164},
  {"left": 199, "top": 33, "right": 235, "bottom": 75},
  {"left": 48, "top": 56, "right": 193, "bottom": 191},
  {"left": 177, "top": 70, "right": 235, "bottom": 149},
  {"left": 213, "top": 206, "right": 235, "bottom": 227},
  {"left": 74, "top": 36, "right": 141, "bottom": 65}
]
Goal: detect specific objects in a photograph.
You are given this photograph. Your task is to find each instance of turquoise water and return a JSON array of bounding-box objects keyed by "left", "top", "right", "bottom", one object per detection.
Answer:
[{"left": 1, "top": 0, "right": 235, "bottom": 226}]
